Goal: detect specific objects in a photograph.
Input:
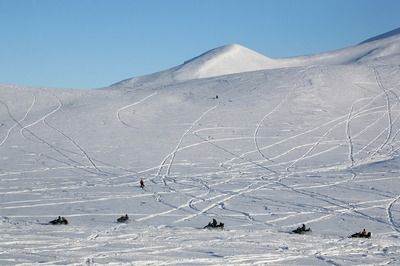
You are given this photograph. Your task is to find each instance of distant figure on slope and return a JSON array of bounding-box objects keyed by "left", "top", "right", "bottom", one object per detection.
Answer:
[
  {"left": 215, "top": 95, "right": 218, "bottom": 99},
  {"left": 140, "top": 178, "right": 145, "bottom": 189}
]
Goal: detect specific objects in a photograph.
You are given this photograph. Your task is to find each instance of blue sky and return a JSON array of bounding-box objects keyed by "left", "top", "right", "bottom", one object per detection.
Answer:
[{"left": 1, "top": 0, "right": 399, "bottom": 89}]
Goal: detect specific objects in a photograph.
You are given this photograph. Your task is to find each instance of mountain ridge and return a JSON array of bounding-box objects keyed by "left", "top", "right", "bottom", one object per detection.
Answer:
[{"left": 111, "top": 27, "right": 400, "bottom": 89}]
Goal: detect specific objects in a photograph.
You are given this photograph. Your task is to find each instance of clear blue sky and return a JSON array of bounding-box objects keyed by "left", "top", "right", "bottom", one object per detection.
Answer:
[{"left": 1, "top": 0, "right": 399, "bottom": 89}]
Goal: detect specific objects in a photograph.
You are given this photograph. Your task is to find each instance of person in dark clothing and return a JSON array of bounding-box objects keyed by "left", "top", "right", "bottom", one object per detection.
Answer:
[
  {"left": 212, "top": 218, "right": 217, "bottom": 227},
  {"left": 140, "top": 179, "right": 145, "bottom": 189}
]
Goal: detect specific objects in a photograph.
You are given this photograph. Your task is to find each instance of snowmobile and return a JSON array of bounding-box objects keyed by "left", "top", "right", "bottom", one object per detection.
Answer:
[
  {"left": 117, "top": 214, "right": 129, "bottom": 223},
  {"left": 349, "top": 232, "right": 371, "bottom": 238},
  {"left": 203, "top": 218, "right": 224, "bottom": 230},
  {"left": 49, "top": 216, "right": 68, "bottom": 225},
  {"left": 291, "top": 224, "right": 311, "bottom": 234}
]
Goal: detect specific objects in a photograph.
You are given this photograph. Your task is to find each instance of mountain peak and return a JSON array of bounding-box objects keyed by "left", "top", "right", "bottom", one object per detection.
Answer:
[{"left": 173, "top": 43, "right": 275, "bottom": 81}]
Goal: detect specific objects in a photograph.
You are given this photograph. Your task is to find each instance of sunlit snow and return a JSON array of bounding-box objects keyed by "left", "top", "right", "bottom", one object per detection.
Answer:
[{"left": 1, "top": 28, "right": 400, "bottom": 265}]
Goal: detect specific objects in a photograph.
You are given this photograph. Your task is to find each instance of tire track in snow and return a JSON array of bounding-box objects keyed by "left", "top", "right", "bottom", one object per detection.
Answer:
[
  {"left": 230, "top": 107, "right": 390, "bottom": 173},
  {"left": 387, "top": 195, "right": 400, "bottom": 233},
  {"left": 195, "top": 131, "right": 278, "bottom": 175},
  {"left": 276, "top": 181, "right": 389, "bottom": 226},
  {"left": 116, "top": 92, "right": 157, "bottom": 127},
  {"left": 253, "top": 68, "right": 308, "bottom": 165},
  {"left": 43, "top": 97, "right": 107, "bottom": 175},
  {"left": 0, "top": 99, "right": 100, "bottom": 176},
  {"left": 233, "top": 105, "right": 393, "bottom": 173},
  {"left": 345, "top": 99, "right": 358, "bottom": 167},
  {"left": 253, "top": 86, "right": 292, "bottom": 163},
  {"left": 225, "top": 88, "right": 388, "bottom": 170},
  {"left": 0, "top": 95, "right": 36, "bottom": 146},
  {"left": 19, "top": 97, "right": 62, "bottom": 142},
  {"left": 286, "top": 91, "right": 395, "bottom": 171},
  {"left": 174, "top": 181, "right": 277, "bottom": 223},
  {"left": 369, "top": 67, "right": 393, "bottom": 158},
  {"left": 156, "top": 104, "right": 219, "bottom": 178}
]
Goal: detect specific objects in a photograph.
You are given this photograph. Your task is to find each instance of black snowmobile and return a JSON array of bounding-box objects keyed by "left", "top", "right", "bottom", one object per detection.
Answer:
[
  {"left": 349, "top": 231, "right": 371, "bottom": 238},
  {"left": 117, "top": 214, "right": 129, "bottom": 223},
  {"left": 49, "top": 216, "right": 68, "bottom": 225},
  {"left": 204, "top": 218, "right": 224, "bottom": 230},
  {"left": 291, "top": 224, "right": 311, "bottom": 234}
]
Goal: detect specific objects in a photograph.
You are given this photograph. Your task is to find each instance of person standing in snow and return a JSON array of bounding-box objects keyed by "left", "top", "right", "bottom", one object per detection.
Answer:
[{"left": 140, "top": 178, "right": 145, "bottom": 189}]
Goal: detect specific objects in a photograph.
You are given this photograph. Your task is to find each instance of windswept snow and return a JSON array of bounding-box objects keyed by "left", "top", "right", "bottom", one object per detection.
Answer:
[{"left": 1, "top": 28, "right": 400, "bottom": 265}]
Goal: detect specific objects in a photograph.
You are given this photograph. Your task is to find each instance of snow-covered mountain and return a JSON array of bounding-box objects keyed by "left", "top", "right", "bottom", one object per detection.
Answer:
[
  {"left": 112, "top": 27, "right": 400, "bottom": 90},
  {"left": 1, "top": 28, "right": 400, "bottom": 265}
]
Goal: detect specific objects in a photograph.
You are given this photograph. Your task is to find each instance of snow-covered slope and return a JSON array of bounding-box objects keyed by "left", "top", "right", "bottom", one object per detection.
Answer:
[
  {"left": 1, "top": 28, "right": 400, "bottom": 265},
  {"left": 112, "top": 27, "right": 400, "bottom": 90},
  {"left": 111, "top": 44, "right": 278, "bottom": 89},
  {"left": 173, "top": 44, "right": 276, "bottom": 80}
]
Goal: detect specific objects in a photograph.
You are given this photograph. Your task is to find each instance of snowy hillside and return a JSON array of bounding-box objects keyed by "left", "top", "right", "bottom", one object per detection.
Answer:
[
  {"left": 112, "top": 27, "right": 400, "bottom": 90},
  {"left": 1, "top": 28, "right": 400, "bottom": 265}
]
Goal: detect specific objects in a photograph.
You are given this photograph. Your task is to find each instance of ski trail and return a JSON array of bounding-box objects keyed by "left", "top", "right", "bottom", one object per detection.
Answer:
[
  {"left": 0, "top": 95, "right": 36, "bottom": 146},
  {"left": 116, "top": 92, "right": 157, "bottom": 127},
  {"left": 156, "top": 104, "right": 219, "bottom": 177}
]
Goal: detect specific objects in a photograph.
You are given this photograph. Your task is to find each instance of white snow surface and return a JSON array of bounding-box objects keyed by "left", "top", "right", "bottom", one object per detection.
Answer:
[{"left": 1, "top": 28, "right": 400, "bottom": 265}]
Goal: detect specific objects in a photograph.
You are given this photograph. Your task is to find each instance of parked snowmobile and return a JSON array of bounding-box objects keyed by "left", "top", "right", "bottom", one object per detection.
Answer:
[
  {"left": 349, "top": 229, "right": 371, "bottom": 238},
  {"left": 292, "top": 224, "right": 311, "bottom": 234},
  {"left": 117, "top": 214, "right": 129, "bottom": 223},
  {"left": 204, "top": 218, "right": 224, "bottom": 230},
  {"left": 49, "top": 216, "right": 68, "bottom": 225}
]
